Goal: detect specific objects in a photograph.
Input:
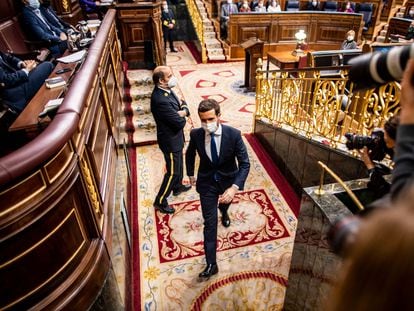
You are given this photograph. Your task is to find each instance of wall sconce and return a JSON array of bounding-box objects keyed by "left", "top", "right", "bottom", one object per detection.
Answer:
[{"left": 292, "top": 29, "right": 307, "bottom": 56}]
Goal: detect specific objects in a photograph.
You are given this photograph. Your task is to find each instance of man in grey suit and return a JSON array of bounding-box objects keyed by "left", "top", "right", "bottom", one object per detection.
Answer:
[{"left": 220, "top": 0, "right": 238, "bottom": 39}]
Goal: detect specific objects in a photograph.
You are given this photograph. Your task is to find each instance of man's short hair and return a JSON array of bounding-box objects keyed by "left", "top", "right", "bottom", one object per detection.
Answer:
[
  {"left": 152, "top": 69, "right": 165, "bottom": 85},
  {"left": 198, "top": 99, "right": 220, "bottom": 115}
]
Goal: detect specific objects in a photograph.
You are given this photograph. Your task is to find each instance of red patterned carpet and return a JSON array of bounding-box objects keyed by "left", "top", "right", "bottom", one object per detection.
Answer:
[
  {"left": 156, "top": 189, "right": 290, "bottom": 263},
  {"left": 125, "top": 46, "right": 300, "bottom": 310},
  {"left": 135, "top": 139, "right": 297, "bottom": 310}
]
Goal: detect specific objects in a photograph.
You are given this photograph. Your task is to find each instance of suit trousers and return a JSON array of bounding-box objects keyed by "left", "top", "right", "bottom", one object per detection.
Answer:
[
  {"left": 154, "top": 149, "right": 183, "bottom": 206},
  {"left": 200, "top": 181, "right": 231, "bottom": 265},
  {"left": 162, "top": 28, "right": 175, "bottom": 50},
  {"left": 2, "top": 61, "right": 54, "bottom": 112}
]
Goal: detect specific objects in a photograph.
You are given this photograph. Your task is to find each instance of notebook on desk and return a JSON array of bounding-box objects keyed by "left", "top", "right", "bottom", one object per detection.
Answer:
[{"left": 57, "top": 50, "right": 87, "bottom": 64}]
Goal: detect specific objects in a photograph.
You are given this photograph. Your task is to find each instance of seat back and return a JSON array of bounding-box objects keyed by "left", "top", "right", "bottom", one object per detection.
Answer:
[
  {"left": 0, "top": 17, "right": 50, "bottom": 61},
  {"left": 286, "top": 0, "right": 300, "bottom": 11},
  {"left": 324, "top": 1, "right": 338, "bottom": 11},
  {"left": 356, "top": 3, "right": 374, "bottom": 31}
]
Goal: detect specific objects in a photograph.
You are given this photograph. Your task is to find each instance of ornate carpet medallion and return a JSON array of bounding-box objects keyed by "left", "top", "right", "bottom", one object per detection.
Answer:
[{"left": 156, "top": 189, "right": 290, "bottom": 263}]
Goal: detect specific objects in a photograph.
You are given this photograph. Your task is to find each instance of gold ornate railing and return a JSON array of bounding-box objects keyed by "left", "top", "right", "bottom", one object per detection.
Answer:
[
  {"left": 254, "top": 63, "right": 401, "bottom": 148},
  {"left": 185, "top": 0, "right": 207, "bottom": 63}
]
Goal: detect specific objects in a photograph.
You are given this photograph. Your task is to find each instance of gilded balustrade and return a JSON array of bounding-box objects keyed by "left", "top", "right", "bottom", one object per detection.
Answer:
[
  {"left": 185, "top": 0, "right": 207, "bottom": 63},
  {"left": 254, "top": 62, "right": 401, "bottom": 149}
]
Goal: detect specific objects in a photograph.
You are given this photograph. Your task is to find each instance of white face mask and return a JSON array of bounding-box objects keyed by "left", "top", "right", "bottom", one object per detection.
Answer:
[
  {"left": 167, "top": 76, "right": 178, "bottom": 88},
  {"left": 163, "top": 5, "right": 168, "bottom": 11},
  {"left": 227, "top": 0, "right": 232, "bottom": 4},
  {"left": 243, "top": 3, "right": 248, "bottom": 7},
  {"left": 347, "top": 36, "right": 354, "bottom": 41},
  {"left": 29, "top": 0, "right": 40, "bottom": 9},
  {"left": 312, "top": 1, "right": 317, "bottom": 6},
  {"left": 202, "top": 121, "right": 218, "bottom": 134}
]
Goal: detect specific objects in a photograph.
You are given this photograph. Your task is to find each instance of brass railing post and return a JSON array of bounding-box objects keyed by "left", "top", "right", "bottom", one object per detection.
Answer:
[{"left": 316, "top": 161, "right": 364, "bottom": 211}]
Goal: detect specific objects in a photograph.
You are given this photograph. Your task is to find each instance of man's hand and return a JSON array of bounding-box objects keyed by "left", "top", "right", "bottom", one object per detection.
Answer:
[
  {"left": 400, "top": 59, "right": 414, "bottom": 124},
  {"left": 219, "top": 186, "right": 237, "bottom": 204},
  {"left": 359, "top": 147, "right": 375, "bottom": 170},
  {"left": 177, "top": 110, "right": 187, "bottom": 117},
  {"left": 168, "top": 23, "right": 174, "bottom": 29},
  {"left": 189, "top": 176, "right": 196, "bottom": 186},
  {"left": 60, "top": 32, "right": 67, "bottom": 41},
  {"left": 23, "top": 60, "right": 37, "bottom": 71}
]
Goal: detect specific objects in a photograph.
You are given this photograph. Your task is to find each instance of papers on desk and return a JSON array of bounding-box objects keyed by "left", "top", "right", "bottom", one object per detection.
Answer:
[
  {"left": 57, "top": 50, "right": 87, "bottom": 64},
  {"left": 39, "top": 98, "right": 63, "bottom": 118},
  {"left": 45, "top": 76, "right": 66, "bottom": 89},
  {"left": 87, "top": 19, "right": 101, "bottom": 27}
]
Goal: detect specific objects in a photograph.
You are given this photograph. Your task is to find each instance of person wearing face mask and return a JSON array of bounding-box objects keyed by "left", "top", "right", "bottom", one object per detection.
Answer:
[
  {"left": 161, "top": 1, "right": 178, "bottom": 53},
  {"left": 40, "top": 0, "right": 74, "bottom": 33},
  {"left": 306, "top": 0, "right": 320, "bottom": 10},
  {"left": 21, "top": 0, "right": 68, "bottom": 57},
  {"left": 343, "top": 1, "right": 354, "bottom": 13},
  {"left": 341, "top": 29, "right": 357, "bottom": 49},
  {"left": 150, "top": 66, "right": 191, "bottom": 214},
  {"left": 267, "top": 0, "right": 281, "bottom": 12},
  {"left": 254, "top": 0, "right": 266, "bottom": 12},
  {"left": 186, "top": 99, "right": 250, "bottom": 279},
  {"left": 239, "top": 0, "right": 251, "bottom": 12},
  {"left": 220, "top": 0, "right": 238, "bottom": 39}
]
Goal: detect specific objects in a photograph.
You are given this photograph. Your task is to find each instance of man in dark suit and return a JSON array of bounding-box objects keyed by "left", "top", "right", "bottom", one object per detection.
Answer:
[
  {"left": 186, "top": 99, "right": 250, "bottom": 279},
  {"left": 151, "top": 66, "right": 191, "bottom": 214},
  {"left": 21, "top": 0, "right": 67, "bottom": 57},
  {"left": 161, "top": 1, "right": 178, "bottom": 53},
  {"left": 0, "top": 51, "right": 53, "bottom": 113},
  {"left": 40, "top": 0, "right": 73, "bottom": 33}
]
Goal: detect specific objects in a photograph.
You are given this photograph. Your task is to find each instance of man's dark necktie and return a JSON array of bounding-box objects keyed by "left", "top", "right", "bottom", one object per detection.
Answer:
[{"left": 210, "top": 133, "right": 219, "bottom": 165}]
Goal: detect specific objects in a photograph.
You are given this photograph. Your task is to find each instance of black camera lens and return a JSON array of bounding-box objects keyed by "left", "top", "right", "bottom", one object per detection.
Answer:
[{"left": 348, "top": 43, "right": 414, "bottom": 90}]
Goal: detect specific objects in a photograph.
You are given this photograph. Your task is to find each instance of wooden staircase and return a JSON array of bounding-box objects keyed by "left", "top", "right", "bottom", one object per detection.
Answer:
[{"left": 195, "top": 0, "right": 226, "bottom": 61}]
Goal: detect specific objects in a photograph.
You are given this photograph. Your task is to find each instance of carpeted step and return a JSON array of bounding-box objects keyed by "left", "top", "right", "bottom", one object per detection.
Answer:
[
  {"left": 204, "top": 31, "right": 217, "bottom": 40},
  {"left": 376, "top": 35, "right": 386, "bottom": 42},
  {"left": 205, "top": 39, "right": 222, "bottom": 49},
  {"left": 206, "top": 48, "right": 226, "bottom": 59},
  {"left": 204, "top": 25, "right": 214, "bottom": 32}
]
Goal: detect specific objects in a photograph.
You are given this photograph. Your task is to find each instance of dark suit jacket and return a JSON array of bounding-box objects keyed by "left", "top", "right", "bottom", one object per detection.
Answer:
[
  {"left": 40, "top": 6, "right": 71, "bottom": 31},
  {"left": 21, "top": 6, "right": 62, "bottom": 43},
  {"left": 161, "top": 9, "right": 176, "bottom": 30},
  {"left": 186, "top": 125, "right": 250, "bottom": 194},
  {"left": 150, "top": 86, "right": 186, "bottom": 153},
  {"left": 0, "top": 52, "right": 27, "bottom": 88}
]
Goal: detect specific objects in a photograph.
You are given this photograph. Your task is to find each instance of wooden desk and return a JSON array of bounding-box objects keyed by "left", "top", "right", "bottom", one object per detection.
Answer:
[
  {"left": 9, "top": 59, "right": 77, "bottom": 133},
  {"left": 267, "top": 51, "right": 301, "bottom": 71}
]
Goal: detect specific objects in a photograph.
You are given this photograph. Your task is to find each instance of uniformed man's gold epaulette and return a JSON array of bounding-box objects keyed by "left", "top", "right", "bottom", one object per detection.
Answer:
[{"left": 163, "top": 20, "right": 169, "bottom": 26}]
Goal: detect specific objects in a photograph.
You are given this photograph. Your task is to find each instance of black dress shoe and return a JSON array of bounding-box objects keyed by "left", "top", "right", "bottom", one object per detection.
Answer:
[
  {"left": 154, "top": 203, "right": 175, "bottom": 214},
  {"left": 173, "top": 184, "right": 191, "bottom": 196},
  {"left": 199, "top": 263, "right": 218, "bottom": 278},
  {"left": 171, "top": 48, "right": 178, "bottom": 53},
  {"left": 221, "top": 210, "right": 231, "bottom": 227}
]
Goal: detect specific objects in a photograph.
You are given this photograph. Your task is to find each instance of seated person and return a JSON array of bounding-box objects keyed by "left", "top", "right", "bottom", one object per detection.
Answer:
[
  {"left": 40, "top": 0, "right": 74, "bottom": 33},
  {"left": 0, "top": 51, "right": 53, "bottom": 113},
  {"left": 341, "top": 30, "right": 358, "bottom": 49},
  {"left": 220, "top": 0, "right": 238, "bottom": 39},
  {"left": 78, "top": 0, "right": 105, "bottom": 20},
  {"left": 250, "top": 0, "right": 259, "bottom": 10},
  {"left": 21, "top": 0, "right": 67, "bottom": 57},
  {"left": 267, "top": 0, "right": 281, "bottom": 12},
  {"left": 306, "top": 0, "right": 320, "bottom": 10},
  {"left": 343, "top": 1, "right": 354, "bottom": 12},
  {"left": 239, "top": 0, "right": 251, "bottom": 12},
  {"left": 390, "top": 21, "right": 414, "bottom": 42},
  {"left": 255, "top": 0, "right": 267, "bottom": 12}
]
